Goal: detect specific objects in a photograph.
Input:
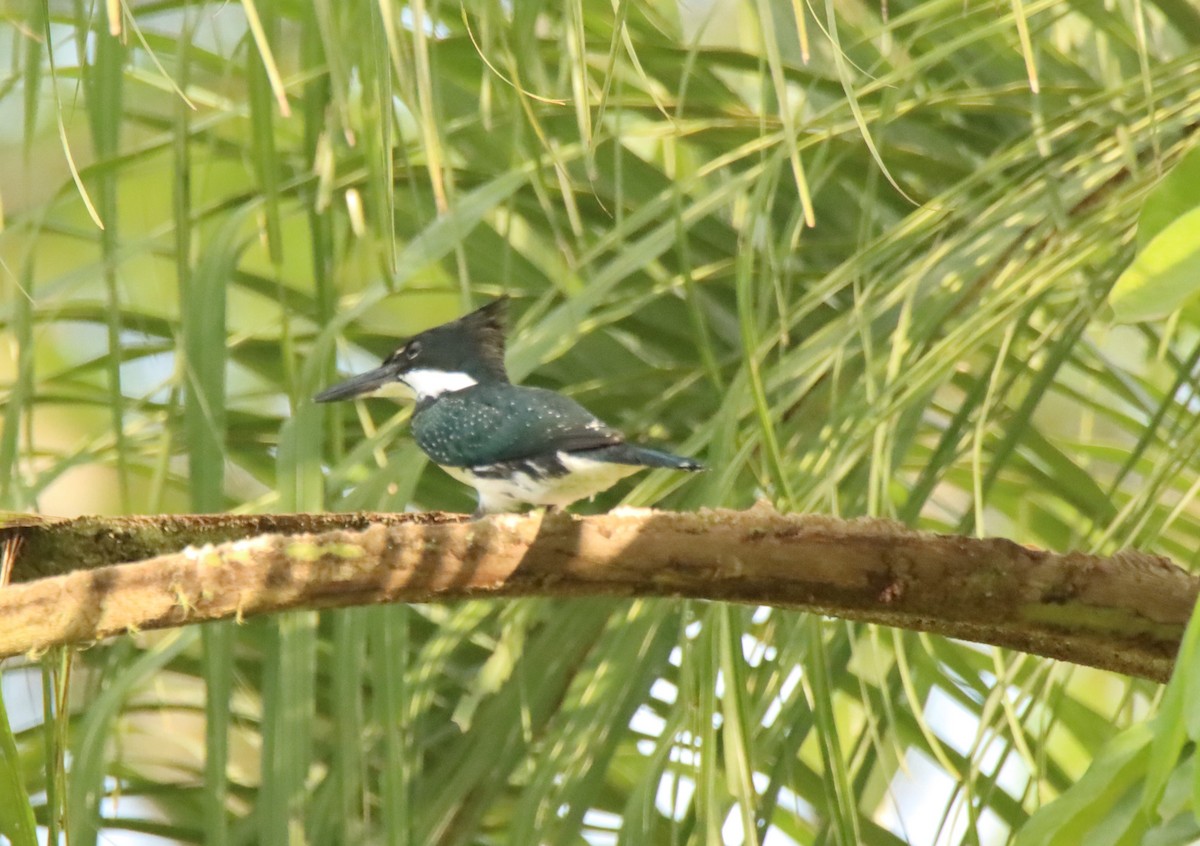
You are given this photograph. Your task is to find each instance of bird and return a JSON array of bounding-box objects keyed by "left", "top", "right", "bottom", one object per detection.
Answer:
[{"left": 314, "top": 297, "right": 704, "bottom": 516}]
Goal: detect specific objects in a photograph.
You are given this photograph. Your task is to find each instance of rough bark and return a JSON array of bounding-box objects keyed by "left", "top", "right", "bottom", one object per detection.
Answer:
[{"left": 0, "top": 506, "right": 1195, "bottom": 682}]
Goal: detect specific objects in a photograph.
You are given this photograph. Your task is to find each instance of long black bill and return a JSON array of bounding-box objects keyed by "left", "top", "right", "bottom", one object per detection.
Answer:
[{"left": 313, "top": 363, "right": 401, "bottom": 403}]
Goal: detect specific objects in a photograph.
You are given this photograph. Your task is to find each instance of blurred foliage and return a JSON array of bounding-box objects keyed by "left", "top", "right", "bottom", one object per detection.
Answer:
[
  {"left": 1111, "top": 146, "right": 1200, "bottom": 322},
  {"left": 1016, "top": 598, "right": 1200, "bottom": 845},
  {"left": 1, "top": 0, "right": 1199, "bottom": 843}
]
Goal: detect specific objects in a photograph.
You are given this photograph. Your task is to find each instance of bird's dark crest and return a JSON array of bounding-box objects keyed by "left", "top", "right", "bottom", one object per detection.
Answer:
[{"left": 451, "top": 296, "right": 510, "bottom": 382}]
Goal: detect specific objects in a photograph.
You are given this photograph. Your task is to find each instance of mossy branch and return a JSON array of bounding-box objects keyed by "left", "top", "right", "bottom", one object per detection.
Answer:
[{"left": 1, "top": 507, "right": 1194, "bottom": 682}]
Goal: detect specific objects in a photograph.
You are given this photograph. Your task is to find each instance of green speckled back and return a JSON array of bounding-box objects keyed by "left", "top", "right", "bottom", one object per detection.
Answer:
[{"left": 411, "top": 382, "right": 621, "bottom": 467}]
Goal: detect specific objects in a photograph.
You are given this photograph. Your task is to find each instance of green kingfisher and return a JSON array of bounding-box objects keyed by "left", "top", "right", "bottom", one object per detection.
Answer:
[{"left": 314, "top": 297, "right": 704, "bottom": 516}]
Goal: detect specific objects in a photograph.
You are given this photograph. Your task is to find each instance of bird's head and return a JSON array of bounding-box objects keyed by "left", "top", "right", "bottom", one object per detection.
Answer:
[{"left": 314, "top": 296, "right": 510, "bottom": 404}]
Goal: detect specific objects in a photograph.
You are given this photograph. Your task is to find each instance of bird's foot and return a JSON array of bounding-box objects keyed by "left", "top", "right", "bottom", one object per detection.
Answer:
[{"left": 541, "top": 504, "right": 579, "bottom": 520}]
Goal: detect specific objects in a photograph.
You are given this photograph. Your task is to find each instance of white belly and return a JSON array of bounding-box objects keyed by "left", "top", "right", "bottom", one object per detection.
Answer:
[{"left": 443, "top": 453, "right": 642, "bottom": 513}]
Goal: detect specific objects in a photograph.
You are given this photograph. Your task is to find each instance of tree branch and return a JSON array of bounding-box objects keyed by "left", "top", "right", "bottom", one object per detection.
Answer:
[{"left": 1, "top": 507, "right": 1194, "bottom": 681}]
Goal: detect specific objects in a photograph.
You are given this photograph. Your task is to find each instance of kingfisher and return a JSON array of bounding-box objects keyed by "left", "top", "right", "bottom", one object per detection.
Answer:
[{"left": 314, "top": 297, "right": 704, "bottom": 516}]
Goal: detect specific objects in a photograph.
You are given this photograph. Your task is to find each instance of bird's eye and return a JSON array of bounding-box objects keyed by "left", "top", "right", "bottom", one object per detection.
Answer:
[{"left": 405, "top": 341, "right": 422, "bottom": 360}]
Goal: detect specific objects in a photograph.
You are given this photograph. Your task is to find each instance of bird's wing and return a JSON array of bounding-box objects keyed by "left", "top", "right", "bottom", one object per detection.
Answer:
[{"left": 413, "top": 384, "right": 624, "bottom": 467}]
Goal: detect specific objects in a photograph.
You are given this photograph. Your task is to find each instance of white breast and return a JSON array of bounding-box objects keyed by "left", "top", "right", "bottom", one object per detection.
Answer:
[{"left": 443, "top": 453, "right": 642, "bottom": 514}]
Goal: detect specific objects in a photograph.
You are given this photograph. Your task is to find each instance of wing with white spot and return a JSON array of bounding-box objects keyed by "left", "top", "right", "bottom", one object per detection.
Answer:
[{"left": 411, "top": 383, "right": 623, "bottom": 467}]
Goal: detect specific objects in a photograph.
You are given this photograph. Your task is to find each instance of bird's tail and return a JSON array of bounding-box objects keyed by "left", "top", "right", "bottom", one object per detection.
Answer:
[{"left": 586, "top": 443, "right": 705, "bottom": 471}]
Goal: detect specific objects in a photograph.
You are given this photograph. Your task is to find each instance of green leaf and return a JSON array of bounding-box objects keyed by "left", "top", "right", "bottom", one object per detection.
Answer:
[
  {"left": 1138, "top": 147, "right": 1200, "bottom": 251},
  {"left": 0, "top": 686, "right": 37, "bottom": 846},
  {"left": 1110, "top": 205, "right": 1200, "bottom": 323},
  {"left": 1014, "top": 724, "right": 1153, "bottom": 846}
]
